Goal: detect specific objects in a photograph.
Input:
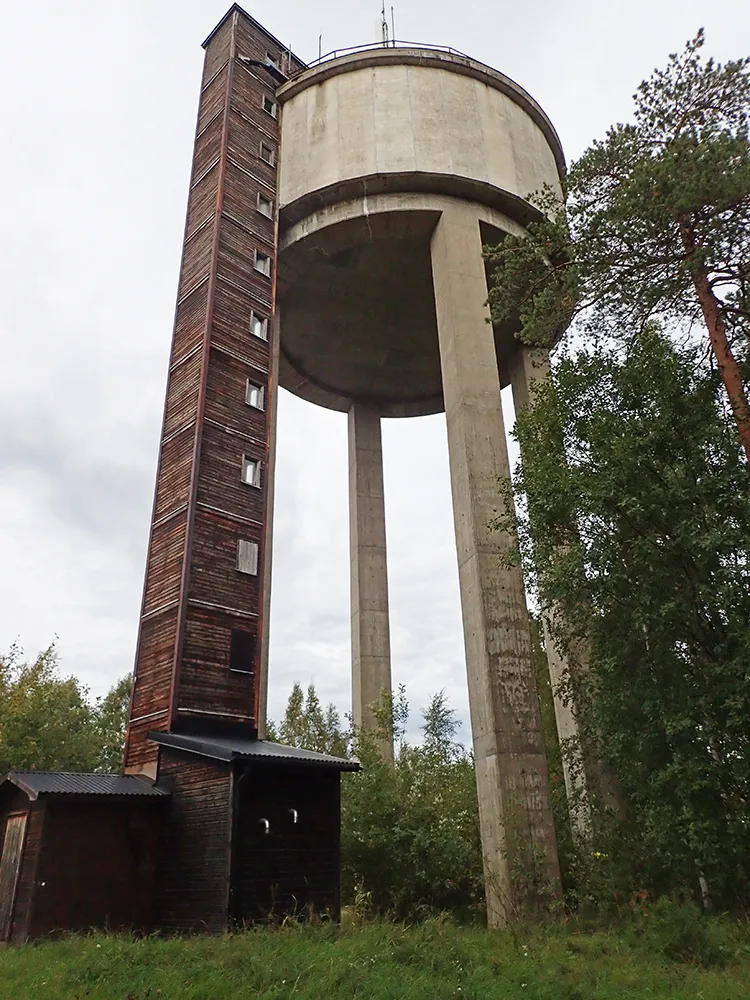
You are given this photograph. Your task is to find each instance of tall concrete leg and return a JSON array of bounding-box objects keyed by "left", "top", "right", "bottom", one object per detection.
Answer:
[
  {"left": 348, "top": 402, "right": 394, "bottom": 762},
  {"left": 507, "top": 347, "right": 590, "bottom": 834},
  {"left": 508, "top": 345, "right": 622, "bottom": 826},
  {"left": 431, "top": 202, "right": 560, "bottom": 926}
]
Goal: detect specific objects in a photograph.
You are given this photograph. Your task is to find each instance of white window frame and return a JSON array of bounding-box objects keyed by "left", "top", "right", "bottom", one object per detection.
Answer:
[
  {"left": 265, "top": 51, "right": 279, "bottom": 69},
  {"left": 259, "top": 141, "right": 275, "bottom": 165},
  {"left": 257, "top": 193, "right": 273, "bottom": 219},
  {"left": 254, "top": 251, "right": 272, "bottom": 277},
  {"left": 241, "top": 455, "right": 262, "bottom": 488},
  {"left": 245, "top": 380, "right": 265, "bottom": 409},
  {"left": 237, "top": 539, "right": 259, "bottom": 575},
  {"left": 250, "top": 311, "right": 268, "bottom": 341},
  {"left": 262, "top": 95, "right": 277, "bottom": 118}
]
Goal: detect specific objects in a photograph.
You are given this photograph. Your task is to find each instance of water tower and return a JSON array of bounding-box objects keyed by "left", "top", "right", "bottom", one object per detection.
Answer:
[
  {"left": 274, "top": 38, "right": 567, "bottom": 922},
  {"left": 113, "top": 4, "right": 568, "bottom": 932},
  {"left": 0, "top": 6, "right": 574, "bottom": 942}
]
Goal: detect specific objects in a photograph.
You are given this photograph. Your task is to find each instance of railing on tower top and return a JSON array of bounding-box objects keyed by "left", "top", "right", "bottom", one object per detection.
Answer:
[{"left": 297, "top": 40, "right": 473, "bottom": 74}]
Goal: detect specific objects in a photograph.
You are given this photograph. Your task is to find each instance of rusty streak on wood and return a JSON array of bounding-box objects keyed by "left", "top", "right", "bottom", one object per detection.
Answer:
[
  {"left": 125, "top": 5, "right": 305, "bottom": 771},
  {"left": 168, "top": 11, "right": 239, "bottom": 729}
]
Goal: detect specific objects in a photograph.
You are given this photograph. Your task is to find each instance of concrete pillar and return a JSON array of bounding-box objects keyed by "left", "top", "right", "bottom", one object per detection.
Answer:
[
  {"left": 430, "top": 202, "right": 560, "bottom": 926},
  {"left": 348, "top": 402, "right": 394, "bottom": 762},
  {"left": 507, "top": 347, "right": 590, "bottom": 833},
  {"left": 508, "top": 345, "right": 621, "bottom": 827}
]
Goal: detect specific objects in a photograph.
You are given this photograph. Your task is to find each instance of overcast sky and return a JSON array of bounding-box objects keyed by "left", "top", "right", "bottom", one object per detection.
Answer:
[{"left": 1, "top": 0, "right": 747, "bottom": 742}]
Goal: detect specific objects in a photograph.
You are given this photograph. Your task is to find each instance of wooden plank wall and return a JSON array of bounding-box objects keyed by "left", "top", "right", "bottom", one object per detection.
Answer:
[
  {"left": 0, "top": 788, "right": 43, "bottom": 945},
  {"left": 152, "top": 750, "right": 232, "bottom": 932},
  {"left": 124, "top": 11, "right": 305, "bottom": 769},
  {"left": 28, "top": 801, "right": 163, "bottom": 939},
  {"left": 233, "top": 766, "right": 341, "bottom": 923}
]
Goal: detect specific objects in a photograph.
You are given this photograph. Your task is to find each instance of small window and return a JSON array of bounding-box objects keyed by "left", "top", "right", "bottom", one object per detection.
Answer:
[
  {"left": 241, "top": 455, "right": 262, "bottom": 488},
  {"left": 250, "top": 311, "right": 268, "bottom": 340},
  {"left": 254, "top": 252, "right": 272, "bottom": 277},
  {"left": 257, "top": 194, "right": 273, "bottom": 219},
  {"left": 259, "top": 142, "right": 275, "bottom": 165},
  {"left": 230, "top": 629, "right": 256, "bottom": 672},
  {"left": 262, "top": 95, "right": 277, "bottom": 117},
  {"left": 265, "top": 51, "right": 279, "bottom": 69},
  {"left": 246, "top": 380, "right": 265, "bottom": 409},
  {"left": 237, "top": 539, "right": 259, "bottom": 575}
]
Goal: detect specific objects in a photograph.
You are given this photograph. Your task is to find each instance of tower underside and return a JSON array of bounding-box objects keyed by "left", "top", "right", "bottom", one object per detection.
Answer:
[{"left": 278, "top": 208, "right": 523, "bottom": 416}]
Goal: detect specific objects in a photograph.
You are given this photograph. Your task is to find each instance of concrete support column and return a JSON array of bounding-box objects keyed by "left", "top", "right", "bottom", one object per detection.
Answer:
[
  {"left": 508, "top": 346, "right": 621, "bottom": 827},
  {"left": 431, "top": 202, "right": 560, "bottom": 926},
  {"left": 507, "top": 347, "right": 589, "bottom": 833},
  {"left": 348, "top": 402, "right": 394, "bottom": 762}
]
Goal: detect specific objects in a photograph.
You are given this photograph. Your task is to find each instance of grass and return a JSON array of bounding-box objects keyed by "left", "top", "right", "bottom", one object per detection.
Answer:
[{"left": 1, "top": 909, "right": 749, "bottom": 1000}]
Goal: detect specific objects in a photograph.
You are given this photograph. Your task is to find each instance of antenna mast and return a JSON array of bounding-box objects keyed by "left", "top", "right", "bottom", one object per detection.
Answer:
[{"left": 380, "top": 1, "right": 389, "bottom": 46}]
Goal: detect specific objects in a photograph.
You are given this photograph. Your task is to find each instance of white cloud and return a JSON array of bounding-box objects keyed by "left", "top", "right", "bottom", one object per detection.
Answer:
[{"left": 1, "top": 0, "right": 747, "bottom": 744}]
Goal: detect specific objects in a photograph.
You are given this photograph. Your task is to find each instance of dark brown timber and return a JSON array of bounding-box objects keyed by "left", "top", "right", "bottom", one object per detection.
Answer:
[{"left": 124, "top": 10, "right": 306, "bottom": 771}]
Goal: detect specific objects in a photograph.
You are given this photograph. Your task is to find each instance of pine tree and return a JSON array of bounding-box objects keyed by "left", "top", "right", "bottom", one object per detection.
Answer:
[{"left": 485, "top": 31, "right": 750, "bottom": 460}]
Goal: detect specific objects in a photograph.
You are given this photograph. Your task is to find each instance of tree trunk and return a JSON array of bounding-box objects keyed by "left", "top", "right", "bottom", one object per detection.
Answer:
[{"left": 680, "top": 225, "right": 750, "bottom": 463}]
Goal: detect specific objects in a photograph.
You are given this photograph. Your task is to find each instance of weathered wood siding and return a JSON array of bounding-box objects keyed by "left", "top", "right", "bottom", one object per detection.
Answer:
[
  {"left": 26, "top": 800, "right": 163, "bottom": 939},
  {"left": 152, "top": 749, "right": 232, "bottom": 932},
  {"left": 233, "top": 765, "right": 341, "bottom": 923},
  {"left": 125, "top": 10, "right": 304, "bottom": 768},
  {"left": 0, "top": 788, "right": 42, "bottom": 945},
  {"left": 0, "top": 799, "right": 28, "bottom": 943}
]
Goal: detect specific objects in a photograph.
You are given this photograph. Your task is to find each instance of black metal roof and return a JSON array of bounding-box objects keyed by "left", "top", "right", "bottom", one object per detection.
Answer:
[
  {"left": 149, "top": 731, "right": 361, "bottom": 771},
  {"left": 2, "top": 771, "right": 170, "bottom": 801}
]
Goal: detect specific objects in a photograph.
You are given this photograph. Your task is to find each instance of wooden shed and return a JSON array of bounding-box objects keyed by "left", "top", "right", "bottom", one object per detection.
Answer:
[
  {"left": 148, "top": 731, "right": 359, "bottom": 932},
  {"left": 0, "top": 772, "right": 169, "bottom": 945}
]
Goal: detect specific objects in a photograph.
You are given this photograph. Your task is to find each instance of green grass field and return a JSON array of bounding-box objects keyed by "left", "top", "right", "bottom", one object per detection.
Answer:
[{"left": 1, "top": 911, "right": 749, "bottom": 1000}]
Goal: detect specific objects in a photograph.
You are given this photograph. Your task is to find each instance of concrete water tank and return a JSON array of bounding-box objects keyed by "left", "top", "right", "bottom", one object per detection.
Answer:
[
  {"left": 275, "top": 44, "right": 566, "bottom": 926},
  {"left": 276, "top": 47, "right": 563, "bottom": 415}
]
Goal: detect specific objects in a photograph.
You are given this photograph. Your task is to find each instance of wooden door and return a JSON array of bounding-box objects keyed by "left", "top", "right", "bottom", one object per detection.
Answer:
[
  {"left": 0, "top": 814, "right": 28, "bottom": 941},
  {"left": 233, "top": 766, "right": 340, "bottom": 924}
]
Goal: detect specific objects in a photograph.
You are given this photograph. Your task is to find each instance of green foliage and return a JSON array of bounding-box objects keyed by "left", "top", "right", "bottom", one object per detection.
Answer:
[
  {"left": 485, "top": 29, "right": 750, "bottom": 908},
  {"left": 341, "top": 690, "right": 484, "bottom": 921},
  {"left": 91, "top": 674, "right": 132, "bottom": 773},
  {"left": 272, "top": 682, "right": 484, "bottom": 921},
  {"left": 528, "top": 620, "right": 575, "bottom": 894},
  {"left": 1, "top": 915, "right": 750, "bottom": 999},
  {"left": 0, "top": 644, "right": 131, "bottom": 774},
  {"left": 508, "top": 329, "right": 750, "bottom": 909},
  {"left": 484, "top": 30, "right": 750, "bottom": 449},
  {"left": 486, "top": 30, "right": 750, "bottom": 341},
  {"left": 626, "top": 895, "right": 735, "bottom": 968},
  {"left": 275, "top": 681, "right": 348, "bottom": 757}
]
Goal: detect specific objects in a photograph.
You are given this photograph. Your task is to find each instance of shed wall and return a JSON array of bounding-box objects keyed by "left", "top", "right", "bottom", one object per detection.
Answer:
[
  {"left": 233, "top": 764, "right": 341, "bottom": 922},
  {"left": 153, "top": 750, "right": 232, "bottom": 932},
  {"left": 27, "top": 800, "right": 162, "bottom": 939},
  {"left": 0, "top": 789, "right": 40, "bottom": 944}
]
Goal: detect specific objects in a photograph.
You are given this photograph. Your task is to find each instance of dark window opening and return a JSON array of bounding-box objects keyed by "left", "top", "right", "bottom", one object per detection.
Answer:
[{"left": 230, "top": 629, "right": 256, "bottom": 673}]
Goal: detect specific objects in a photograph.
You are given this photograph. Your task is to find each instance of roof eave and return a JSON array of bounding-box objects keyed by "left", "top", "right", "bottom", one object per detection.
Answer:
[
  {"left": 202, "top": 3, "right": 306, "bottom": 70},
  {"left": 148, "top": 731, "right": 361, "bottom": 771},
  {"left": 1, "top": 774, "right": 40, "bottom": 801},
  {"left": 231, "top": 752, "right": 361, "bottom": 773}
]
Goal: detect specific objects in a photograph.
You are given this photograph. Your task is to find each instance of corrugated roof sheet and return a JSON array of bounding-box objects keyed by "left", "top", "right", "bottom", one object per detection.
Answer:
[
  {"left": 3, "top": 771, "right": 170, "bottom": 801},
  {"left": 149, "top": 732, "right": 360, "bottom": 771}
]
